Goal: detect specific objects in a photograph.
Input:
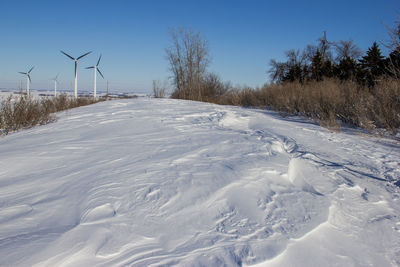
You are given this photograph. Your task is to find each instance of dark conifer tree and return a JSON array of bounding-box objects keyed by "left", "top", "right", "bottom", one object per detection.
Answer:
[
  {"left": 311, "top": 50, "right": 324, "bottom": 81},
  {"left": 359, "top": 42, "right": 385, "bottom": 87},
  {"left": 322, "top": 58, "right": 334, "bottom": 78},
  {"left": 336, "top": 57, "right": 358, "bottom": 81},
  {"left": 285, "top": 64, "right": 304, "bottom": 82}
]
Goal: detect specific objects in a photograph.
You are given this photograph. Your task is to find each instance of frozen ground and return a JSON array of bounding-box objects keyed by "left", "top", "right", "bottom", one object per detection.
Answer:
[{"left": 0, "top": 97, "right": 399, "bottom": 266}]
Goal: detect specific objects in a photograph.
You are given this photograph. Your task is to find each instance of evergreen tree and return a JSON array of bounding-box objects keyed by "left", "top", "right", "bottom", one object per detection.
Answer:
[
  {"left": 308, "top": 50, "right": 334, "bottom": 81},
  {"left": 310, "top": 50, "right": 324, "bottom": 81},
  {"left": 359, "top": 42, "right": 385, "bottom": 87},
  {"left": 336, "top": 57, "right": 358, "bottom": 81},
  {"left": 322, "top": 58, "right": 334, "bottom": 78},
  {"left": 283, "top": 64, "right": 304, "bottom": 82}
]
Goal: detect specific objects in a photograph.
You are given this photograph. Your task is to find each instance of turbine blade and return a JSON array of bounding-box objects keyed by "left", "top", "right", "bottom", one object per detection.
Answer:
[
  {"left": 19, "top": 72, "right": 27, "bottom": 75},
  {"left": 97, "top": 68, "right": 104, "bottom": 79},
  {"left": 96, "top": 54, "right": 102, "bottom": 66},
  {"left": 60, "top": 50, "right": 75, "bottom": 60},
  {"left": 75, "top": 61, "right": 77, "bottom": 78},
  {"left": 77, "top": 51, "right": 92, "bottom": 60},
  {"left": 28, "top": 75, "right": 31, "bottom": 83},
  {"left": 86, "top": 66, "right": 95, "bottom": 69},
  {"left": 28, "top": 66, "right": 34, "bottom": 73}
]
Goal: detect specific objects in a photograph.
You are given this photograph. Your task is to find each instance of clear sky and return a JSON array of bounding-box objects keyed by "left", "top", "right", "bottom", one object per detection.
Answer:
[{"left": 0, "top": 0, "right": 398, "bottom": 93}]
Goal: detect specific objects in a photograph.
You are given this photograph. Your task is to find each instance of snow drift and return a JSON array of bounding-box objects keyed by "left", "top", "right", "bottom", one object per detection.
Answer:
[{"left": 0, "top": 97, "right": 399, "bottom": 266}]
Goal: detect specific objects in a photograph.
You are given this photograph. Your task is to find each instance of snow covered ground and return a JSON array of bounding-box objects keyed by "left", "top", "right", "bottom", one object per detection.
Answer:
[{"left": 0, "top": 97, "right": 399, "bottom": 266}]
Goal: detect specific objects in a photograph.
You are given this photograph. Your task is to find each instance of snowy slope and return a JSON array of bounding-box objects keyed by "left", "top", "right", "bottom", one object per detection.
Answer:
[{"left": 0, "top": 97, "right": 399, "bottom": 266}]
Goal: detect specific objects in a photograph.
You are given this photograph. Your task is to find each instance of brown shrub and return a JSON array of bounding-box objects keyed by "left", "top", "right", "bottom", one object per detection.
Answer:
[
  {"left": 0, "top": 94, "right": 104, "bottom": 135},
  {"left": 0, "top": 95, "right": 55, "bottom": 134},
  {"left": 368, "top": 78, "right": 400, "bottom": 132}
]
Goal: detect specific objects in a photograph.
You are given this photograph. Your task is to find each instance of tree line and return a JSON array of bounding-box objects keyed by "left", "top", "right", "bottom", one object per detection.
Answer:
[{"left": 268, "top": 31, "right": 399, "bottom": 90}]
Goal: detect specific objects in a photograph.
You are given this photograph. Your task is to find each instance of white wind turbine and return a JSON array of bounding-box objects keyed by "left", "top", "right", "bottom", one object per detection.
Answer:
[
  {"left": 60, "top": 50, "right": 91, "bottom": 98},
  {"left": 18, "top": 66, "right": 34, "bottom": 96},
  {"left": 86, "top": 55, "right": 104, "bottom": 98},
  {"left": 51, "top": 74, "right": 59, "bottom": 97}
]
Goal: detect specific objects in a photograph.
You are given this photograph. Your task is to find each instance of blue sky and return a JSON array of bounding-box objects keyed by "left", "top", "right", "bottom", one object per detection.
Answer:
[{"left": 0, "top": 0, "right": 398, "bottom": 93}]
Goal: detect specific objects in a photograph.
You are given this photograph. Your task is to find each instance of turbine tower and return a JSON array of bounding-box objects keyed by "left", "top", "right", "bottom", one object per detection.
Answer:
[
  {"left": 18, "top": 66, "right": 34, "bottom": 97},
  {"left": 51, "top": 74, "right": 59, "bottom": 97},
  {"left": 60, "top": 50, "right": 91, "bottom": 98},
  {"left": 86, "top": 55, "right": 104, "bottom": 98}
]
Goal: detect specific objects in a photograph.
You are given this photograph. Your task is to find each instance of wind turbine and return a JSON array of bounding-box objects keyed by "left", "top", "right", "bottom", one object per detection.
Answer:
[
  {"left": 18, "top": 66, "right": 34, "bottom": 97},
  {"left": 51, "top": 74, "right": 59, "bottom": 97},
  {"left": 86, "top": 54, "right": 104, "bottom": 98},
  {"left": 60, "top": 50, "right": 92, "bottom": 98}
]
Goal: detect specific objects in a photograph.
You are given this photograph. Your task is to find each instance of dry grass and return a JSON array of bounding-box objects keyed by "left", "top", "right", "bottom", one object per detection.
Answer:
[{"left": 0, "top": 94, "right": 103, "bottom": 135}]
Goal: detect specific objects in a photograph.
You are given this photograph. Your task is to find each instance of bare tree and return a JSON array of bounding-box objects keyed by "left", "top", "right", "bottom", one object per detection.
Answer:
[
  {"left": 384, "top": 20, "right": 400, "bottom": 51},
  {"left": 268, "top": 59, "right": 286, "bottom": 82},
  {"left": 152, "top": 79, "right": 168, "bottom": 98},
  {"left": 318, "top": 31, "right": 333, "bottom": 61},
  {"left": 166, "top": 28, "right": 210, "bottom": 100},
  {"left": 304, "top": 44, "right": 319, "bottom": 63},
  {"left": 383, "top": 20, "right": 400, "bottom": 78},
  {"left": 334, "top": 39, "right": 362, "bottom": 61},
  {"left": 285, "top": 49, "right": 307, "bottom": 67},
  {"left": 268, "top": 50, "right": 307, "bottom": 83}
]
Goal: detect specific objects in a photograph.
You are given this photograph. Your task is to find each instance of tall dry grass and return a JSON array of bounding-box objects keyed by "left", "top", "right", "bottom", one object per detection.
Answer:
[{"left": 213, "top": 77, "right": 400, "bottom": 133}]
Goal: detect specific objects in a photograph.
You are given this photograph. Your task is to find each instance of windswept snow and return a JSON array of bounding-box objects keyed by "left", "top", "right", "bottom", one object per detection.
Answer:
[{"left": 0, "top": 97, "right": 399, "bottom": 266}]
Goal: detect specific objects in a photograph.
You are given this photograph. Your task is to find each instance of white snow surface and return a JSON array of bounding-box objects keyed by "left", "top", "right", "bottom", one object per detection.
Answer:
[{"left": 0, "top": 97, "right": 399, "bottom": 266}]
